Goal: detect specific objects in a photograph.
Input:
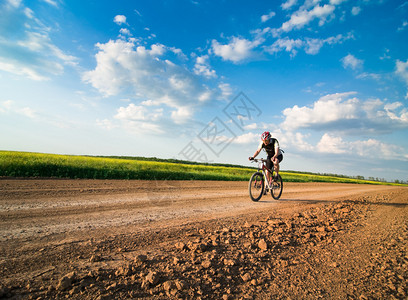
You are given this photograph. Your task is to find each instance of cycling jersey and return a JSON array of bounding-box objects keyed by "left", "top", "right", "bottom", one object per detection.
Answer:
[{"left": 257, "top": 138, "right": 281, "bottom": 157}]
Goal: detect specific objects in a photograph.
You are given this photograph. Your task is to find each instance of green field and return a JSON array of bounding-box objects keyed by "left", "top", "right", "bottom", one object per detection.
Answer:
[{"left": 0, "top": 151, "right": 405, "bottom": 186}]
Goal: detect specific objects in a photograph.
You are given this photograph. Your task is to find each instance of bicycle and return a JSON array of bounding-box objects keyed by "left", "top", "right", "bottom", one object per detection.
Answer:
[{"left": 248, "top": 158, "right": 283, "bottom": 201}]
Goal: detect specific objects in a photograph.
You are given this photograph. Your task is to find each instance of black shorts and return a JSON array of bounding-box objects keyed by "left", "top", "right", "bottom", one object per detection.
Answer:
[{"left": 266, "top": 154, "right": 283, "bottom": 170}]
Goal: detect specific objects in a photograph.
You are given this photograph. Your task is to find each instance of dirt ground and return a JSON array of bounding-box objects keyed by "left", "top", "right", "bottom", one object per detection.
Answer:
[{"left": 0, "top": 179, "right": 407, "bottom": 299}]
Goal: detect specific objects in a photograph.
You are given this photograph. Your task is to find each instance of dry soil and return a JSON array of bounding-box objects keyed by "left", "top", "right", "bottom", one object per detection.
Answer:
[{"left": 0, "top": 179, "right": 407, "bottom": 299}]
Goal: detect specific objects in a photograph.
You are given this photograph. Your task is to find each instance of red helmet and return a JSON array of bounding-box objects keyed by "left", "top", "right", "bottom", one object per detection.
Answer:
[{"left": 261, "top": 131, "right": 271, "bottom": 141}]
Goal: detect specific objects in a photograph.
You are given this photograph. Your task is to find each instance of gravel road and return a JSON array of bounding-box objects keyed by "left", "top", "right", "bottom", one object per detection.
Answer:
[{"left": 0, "top": 179, "right": 407, "bottom": 299}]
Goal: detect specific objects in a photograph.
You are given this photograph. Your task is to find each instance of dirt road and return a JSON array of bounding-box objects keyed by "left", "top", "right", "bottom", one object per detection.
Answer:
[{"left": 0, "top": 179, "right": 407, "bottom": 299}]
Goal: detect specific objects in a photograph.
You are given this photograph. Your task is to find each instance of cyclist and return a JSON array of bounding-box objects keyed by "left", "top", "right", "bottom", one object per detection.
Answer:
[{"left": 249, "top": 131, "right": 283, "bottom": 185}]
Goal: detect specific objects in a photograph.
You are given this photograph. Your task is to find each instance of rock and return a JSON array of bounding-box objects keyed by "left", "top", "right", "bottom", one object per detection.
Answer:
[
  {"left": 163, "top": 280, "right": 175, "bottom": 291},
  {"left": 57, "top": 272, "right": 76, "bottom": 291},
  {"left": 135, "top": 254, "right": 148, "bottom": 263},
  {"left": 224, "top": 259, "right": 235, "bottom": 266},
  {"left": 90, "top": 255, "right": 102, "bottom": 262},
  {"left": 202, "top": 260, "right": 212, "bottom": 268},
  {"left": 146, "top": 271, "right": 160, "bottom": 285},
  {"left": 115, "top": 265, "right": 132, "bottom": 276},
  {"left": 241, "top": 273, "right": 251, "bottom": 282},
  {"left": 258, "top": 239, "right": 268, "bottom": 250},
  {"left": 175, "top": 280, "right": 188, "bottom": 291},
  {"left": 175, "top": 242, "right": 186, "bottom": 251},
  {"left": 173, "top": 257, "right": 180, "bottom": 265}
]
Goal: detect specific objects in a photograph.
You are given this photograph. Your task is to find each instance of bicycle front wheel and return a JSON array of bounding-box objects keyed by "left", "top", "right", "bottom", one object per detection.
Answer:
[
  {"left": 249, "top": 172, "right": 264, "bottom": 202},
  {"left": 271, "top": 174, "right": 283, "bottom": 200}
]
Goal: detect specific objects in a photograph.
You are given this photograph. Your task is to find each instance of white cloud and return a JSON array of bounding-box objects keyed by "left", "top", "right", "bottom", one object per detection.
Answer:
[
  {"left": 96, "top": 119, "right": 117, "bottom": 130},
  {"left": 211, "top": 37, "right": 262, "bottom": 63},
  {"left": 115, "top": 103, "right": 163, "bottom": 122},
  {"left": 281, "top": 92, "right": 408, "bottom": 134},
  {"left": 317, "top": 133, "right": 347, "bottom": 153},
  {"left": 280, "top": 131, "right": 314, "bottom": 152},
  {"left": 0, "top": 100, "right": 37, "bottom": 118},
  {"left": 194, "top": 55, "right": 217, "bottom": 78},
  {"left": 281, "top": 0, "right": 297, "bottom": 10},
  {"left": 83, "top": 39, "right": 220, "bottom": 127},
  {"left": 0, "top": 2, "right": 77, "bottom": 81},
  {"left": 341, "top": 54, "right": 363, "bottom": 70},
  {"left": 265, "top": 33, "right": 353, "bottom": 56},
  {"left": 396, "top": 59, "right": 408, "bottom": 85},
  {"left": 114, "top": 15, "right": 127, "bottom": 25},
  {"left": 316, "top": 133, "right": 407, "bottom": 160},
  {"left": 218, "top": 83, "right": 233, "bottom": 99},
  {"left": 305, "top": 33, "right": 353, "bottom": 54},
  {"left": 5, "top": 0, "right": 22, "bottom": 8},
  {"left": 233, "top": 132, "right": 259, "bottom": 144},
  {"left": 265, "top": 37, "right": 303, "bottom": 56},
  {"left": 261, "top": 11, "right": 276, "bottom": 23},
  {"left": 398, "top": 21, "right": 408, "bottom": 31},
  {"left": 329, "top": 0, "right": 347, "bottom": 5},
  {"left": 351, "top": 6, "right": 361, "bottom": 15},
  {"left": 114, "top": 103, "right": 164, "bottom": 133},
  {"left": 42, "top": 0, "right": 58, "bottom": 7},
  {"left": 119, "top": 28, "right": 131, "bottom": 36},
  {"left": 280, "top": 4, "right": 335, "bottom": 33},
  {"left": 395, "top": 59, "right": 408, "bottom": 99}
]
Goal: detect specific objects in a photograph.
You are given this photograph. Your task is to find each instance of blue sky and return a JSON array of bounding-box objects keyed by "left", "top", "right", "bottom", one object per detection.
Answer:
[{"left": 1, "top": 0, "right": 408, "bottom": 182}]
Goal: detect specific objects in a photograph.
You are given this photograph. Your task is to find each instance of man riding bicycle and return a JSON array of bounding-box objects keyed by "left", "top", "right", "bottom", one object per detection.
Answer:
[{"left": 249, "top": 131, "right": 283, "bottom": 184}]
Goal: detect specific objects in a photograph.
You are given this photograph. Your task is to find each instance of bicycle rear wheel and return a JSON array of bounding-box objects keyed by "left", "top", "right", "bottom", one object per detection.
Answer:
[
  {"left": 270, "top": 174, "right": 283, "bottom": 200},
  {"left": 249, "top": 172, "right": 264, "bottom": 202}
]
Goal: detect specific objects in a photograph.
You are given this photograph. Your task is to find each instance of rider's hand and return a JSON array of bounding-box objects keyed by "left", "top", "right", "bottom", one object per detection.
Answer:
[{"left": 249, "top": 156, "right": 254, "bottom": 161}]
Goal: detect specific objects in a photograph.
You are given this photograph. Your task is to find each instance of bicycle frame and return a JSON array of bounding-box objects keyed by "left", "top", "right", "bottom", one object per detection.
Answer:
[{"left": 253, "top": 158, "right": 274, "bottom": 190}]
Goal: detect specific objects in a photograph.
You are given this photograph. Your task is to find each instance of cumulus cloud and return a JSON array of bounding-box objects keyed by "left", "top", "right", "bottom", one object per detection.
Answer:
[
  {"left": 114, "top": 15, "right": 127, "bottom": 25},
  {"left": 281, "top": 0, "right": 297, "bottom": 10},
  {"left": 396, "top": 59, "right": 408, "bottom": 86},
  {"left": 82, "top": 39, "right": 219, "bottom": 128},
  {"left": 113, "top": 103, "right": 165, "bottom": 133},
  {"left": 264, "top": 37, "right": 303, "bottom": 56},
  {"left": 194, "top": 55, "right": 217, "bottom": 78},
  {"left": 316, "top": 133, "right": 407, "bottom": 160},
  {"left": 261, "top": 11, "right": 276, "bottom": 23},
  {"left": 233, "top": 132, "right": 259, "bottom": 144},
  {"left": 351, "top": 6, "right": 361, "bottom": 15},
  {"left": 280, "top": 4, "right": 335, "bottom": 33},
  {"left": 341, "top": 54, "right": 363, "bottom": 70},
  {"left": 211, "top": 37, "right": 263, "bottom": 63},
  {"left": 265, "top": 33, "right": 353, "bottom": 56},
  {"left": 281, "top": 92, "right": 408, "bottom": 134}
]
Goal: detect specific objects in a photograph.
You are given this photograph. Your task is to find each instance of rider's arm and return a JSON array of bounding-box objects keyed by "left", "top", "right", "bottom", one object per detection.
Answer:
[{"left": 252, "top": 148, "right": 261, "bottom": 158}]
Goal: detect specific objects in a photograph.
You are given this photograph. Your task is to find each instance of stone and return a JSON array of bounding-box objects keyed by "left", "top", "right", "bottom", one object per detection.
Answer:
[
  {"left": 146, "top": 271, "right": 160, "bottom": 285},
  {"left": 202, "top": 260, "right": 212, "bottom": 268},
  {"left": 258, "top": 239, "right": 268, "bottom": 250},
  {"left": 175, "top": 242, "right": 186, "bottom": 251},
  {"left": 135, "top": 254, "right": 148, "bottom": 263},
  {"left": 241, "top": 273, "right": 251, "bottom": 282},
  {"left": 57, "top": 272, "right": 76, "bottom": 291},
  {"left": 163, "top": 280, "right": 175, "bottom": 291}
]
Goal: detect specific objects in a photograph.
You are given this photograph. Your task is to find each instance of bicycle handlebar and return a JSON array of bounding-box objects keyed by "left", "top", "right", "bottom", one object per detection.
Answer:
[{"left": 250, "top": 158, "right": 267, "bottom": 163}]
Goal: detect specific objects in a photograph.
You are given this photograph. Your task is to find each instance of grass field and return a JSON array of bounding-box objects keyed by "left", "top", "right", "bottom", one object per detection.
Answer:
[{"left": 0, "top": 151, "right": 405, "bottom": 186}]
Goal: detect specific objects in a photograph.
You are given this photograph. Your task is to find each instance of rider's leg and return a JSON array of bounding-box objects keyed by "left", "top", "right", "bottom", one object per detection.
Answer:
[
  {"left": 266, "top": 157, "right": 273, "bottom": 185},
  {"left": 273, "top": 154, "right": 283, "bottom": 179},
  {"left": 272, "top": 158, "right": 280, "bottom": 179}
]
